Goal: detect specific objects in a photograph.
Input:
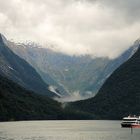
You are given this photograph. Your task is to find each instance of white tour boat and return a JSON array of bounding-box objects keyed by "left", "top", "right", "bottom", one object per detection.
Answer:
[{"left": 121, "top": 115, "right": 140, "bottom": 128}]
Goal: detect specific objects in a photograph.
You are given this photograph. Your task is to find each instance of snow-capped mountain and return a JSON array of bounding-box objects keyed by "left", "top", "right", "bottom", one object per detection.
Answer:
[
  {"left": 7, "top": 37, "right": 140, "bottom": 101},
  {"left": 0, "top": 33, "right": 58, "bottom": 98}
]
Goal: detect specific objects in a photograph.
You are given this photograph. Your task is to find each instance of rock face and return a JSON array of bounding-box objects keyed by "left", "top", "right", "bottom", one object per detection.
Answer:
[
  {"left": 0, "top": 34, "right": 57, "bottom": 97},
  {"left": 69, "top": 41, "right": 140, "bottom": 120},
  {"left": 8, "top": 38, "right": 140, "bottom": 100}
]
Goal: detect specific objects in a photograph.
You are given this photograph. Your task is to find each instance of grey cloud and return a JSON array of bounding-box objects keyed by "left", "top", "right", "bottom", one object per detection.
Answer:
[
  {"left": 0, "top": 0, "right": 140, "bottom": 58},
  {"left": 98, "top": 0, "right": 140, "bottom": 22}
]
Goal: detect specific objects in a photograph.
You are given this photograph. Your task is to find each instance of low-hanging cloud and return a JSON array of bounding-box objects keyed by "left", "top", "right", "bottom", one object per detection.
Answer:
[{"left": 0, "top": 0, "right": 140, "bottom": 58}]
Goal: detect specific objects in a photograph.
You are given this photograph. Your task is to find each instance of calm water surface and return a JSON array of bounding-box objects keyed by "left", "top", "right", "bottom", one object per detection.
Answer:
[{"left": 0, "top": 120, "right": 139, "bottom": 140}]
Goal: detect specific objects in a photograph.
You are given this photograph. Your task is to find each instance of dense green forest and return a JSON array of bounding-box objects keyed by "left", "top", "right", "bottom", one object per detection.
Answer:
[{"left": 0, "top": 74, "right": 93, "bottom": 121}]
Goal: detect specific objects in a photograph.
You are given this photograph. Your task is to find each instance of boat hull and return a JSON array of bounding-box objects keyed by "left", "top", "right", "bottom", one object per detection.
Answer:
[
  {"left": 121, "top": 123, "right": 132, "bottom": 128},
  {"left": 121, "top": 123, "right": 140, "bottom": 128},
  {"left": 131, "top": 124, "right": 140, "bottom": 128}
]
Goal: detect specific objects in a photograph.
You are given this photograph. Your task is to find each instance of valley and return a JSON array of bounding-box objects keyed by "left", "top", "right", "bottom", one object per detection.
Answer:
[
  {"left": 7, "top": 37, "right": 140, "bottom": 101},
  {"left": 0, "top": 33, "right": 140, "bottom": 120}
]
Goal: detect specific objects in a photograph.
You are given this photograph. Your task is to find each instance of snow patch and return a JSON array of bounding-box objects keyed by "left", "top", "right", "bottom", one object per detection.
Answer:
[
  {"left": 8, "top": 66, "right": 14, "bottom": 71},
  {"left": 64, "top": 68, "right": 69, "bottom": 72},
  {"left": 48, "top": 85, "right": 62, "bottom": 97}
]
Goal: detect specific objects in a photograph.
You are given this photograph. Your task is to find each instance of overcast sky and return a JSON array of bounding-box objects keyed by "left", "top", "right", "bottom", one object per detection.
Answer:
[{"left": 0, "top": 0, "right": 140, "bottom": 58}]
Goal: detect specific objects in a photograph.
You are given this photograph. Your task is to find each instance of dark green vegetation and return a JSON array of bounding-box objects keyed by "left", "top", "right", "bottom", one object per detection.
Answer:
[
  {"left": 0, "top": 74, "right": 93, "bottom": 121},
  {"left": 0, "top": 74, "right": 61, "bottom": 121},
  {"left": 0, "top": 33, "right": 93, "bottom": 121},
  {"left": 69, "top": 44, "right": 140, "bottom": 120},
  {"left": 0, "top": 34, "right": 56, "bottom": 97},
  {"left": 8, "top": 40, "right": 139, "bottom": 98}
]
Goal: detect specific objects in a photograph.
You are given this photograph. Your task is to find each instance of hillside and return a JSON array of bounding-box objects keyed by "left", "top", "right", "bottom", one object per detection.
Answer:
[
  {"left": 69, "top": 43, "right": 140, "bottom": 120},
  {"left": 85, "top": 39, "right": 140, "bottom": 92},
  {"left": 8, "top": 40, "right": 139, "bottom": 100},
  {"left": 0, "top": 74, "right": 62, "bottom": 121},
  {"left": 0, "top": 74, "right": 93, "bottom": 121},
  {"left": 0, "top": 34, "right": 57, "bottom": 97}
]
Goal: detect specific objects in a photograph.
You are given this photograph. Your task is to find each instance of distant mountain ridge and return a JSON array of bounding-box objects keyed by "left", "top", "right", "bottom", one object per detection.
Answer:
[
  {"left": 7, "top": 38, "right": 140, "bottom": 101},
  {"left": 0, "top": 33, "right": 57, "bottom": 97},
  {"left": 86, "top": 39, "right": 140, "bottom": 92},
  {"left": 69, "top": 41, "right": 140, "bottom": 120}
]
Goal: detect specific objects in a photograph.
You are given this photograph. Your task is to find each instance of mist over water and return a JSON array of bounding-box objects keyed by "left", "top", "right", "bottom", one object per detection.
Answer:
[{"left": 0, "top": 120, "right": 140, "bottom": 140}]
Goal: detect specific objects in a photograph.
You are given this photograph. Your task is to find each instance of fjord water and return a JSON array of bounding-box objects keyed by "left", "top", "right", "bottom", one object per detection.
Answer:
[{"left": 0, "top": 121, "right": 140, "bottom": 140}]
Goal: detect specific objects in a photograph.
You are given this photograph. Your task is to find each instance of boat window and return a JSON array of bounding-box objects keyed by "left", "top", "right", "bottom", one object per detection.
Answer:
[
  {"left": 123, "top": 119, "right": 136, "bottom": 121},
  {"left": 123, "top": 122, "right": 136, "bottom": 123}
]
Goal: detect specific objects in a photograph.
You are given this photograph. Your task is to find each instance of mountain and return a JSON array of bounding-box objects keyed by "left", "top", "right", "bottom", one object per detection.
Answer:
[
  {"left": 7, "top": 40, "right": 140, "bottom": 100},
  {"left": 86, "top": 40, "right": 140, "bottom": 93},
  {"left": 0, "top": 73, "right": 93, "bottom": 121},
  {"left": 7, "top": 42, "right": 68, "bottom": 96},
  {"left": 0, "top": 34, "right": 57, "bottom": 97},
  {"left": 68, "top": 40, "right": 140, "bottom": 120},
  {"left": 7, "top": 42, "right": 109, "bottom": 97},
  {"left": 0, "top": 74, "right": 62, "bottom": 121}
]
